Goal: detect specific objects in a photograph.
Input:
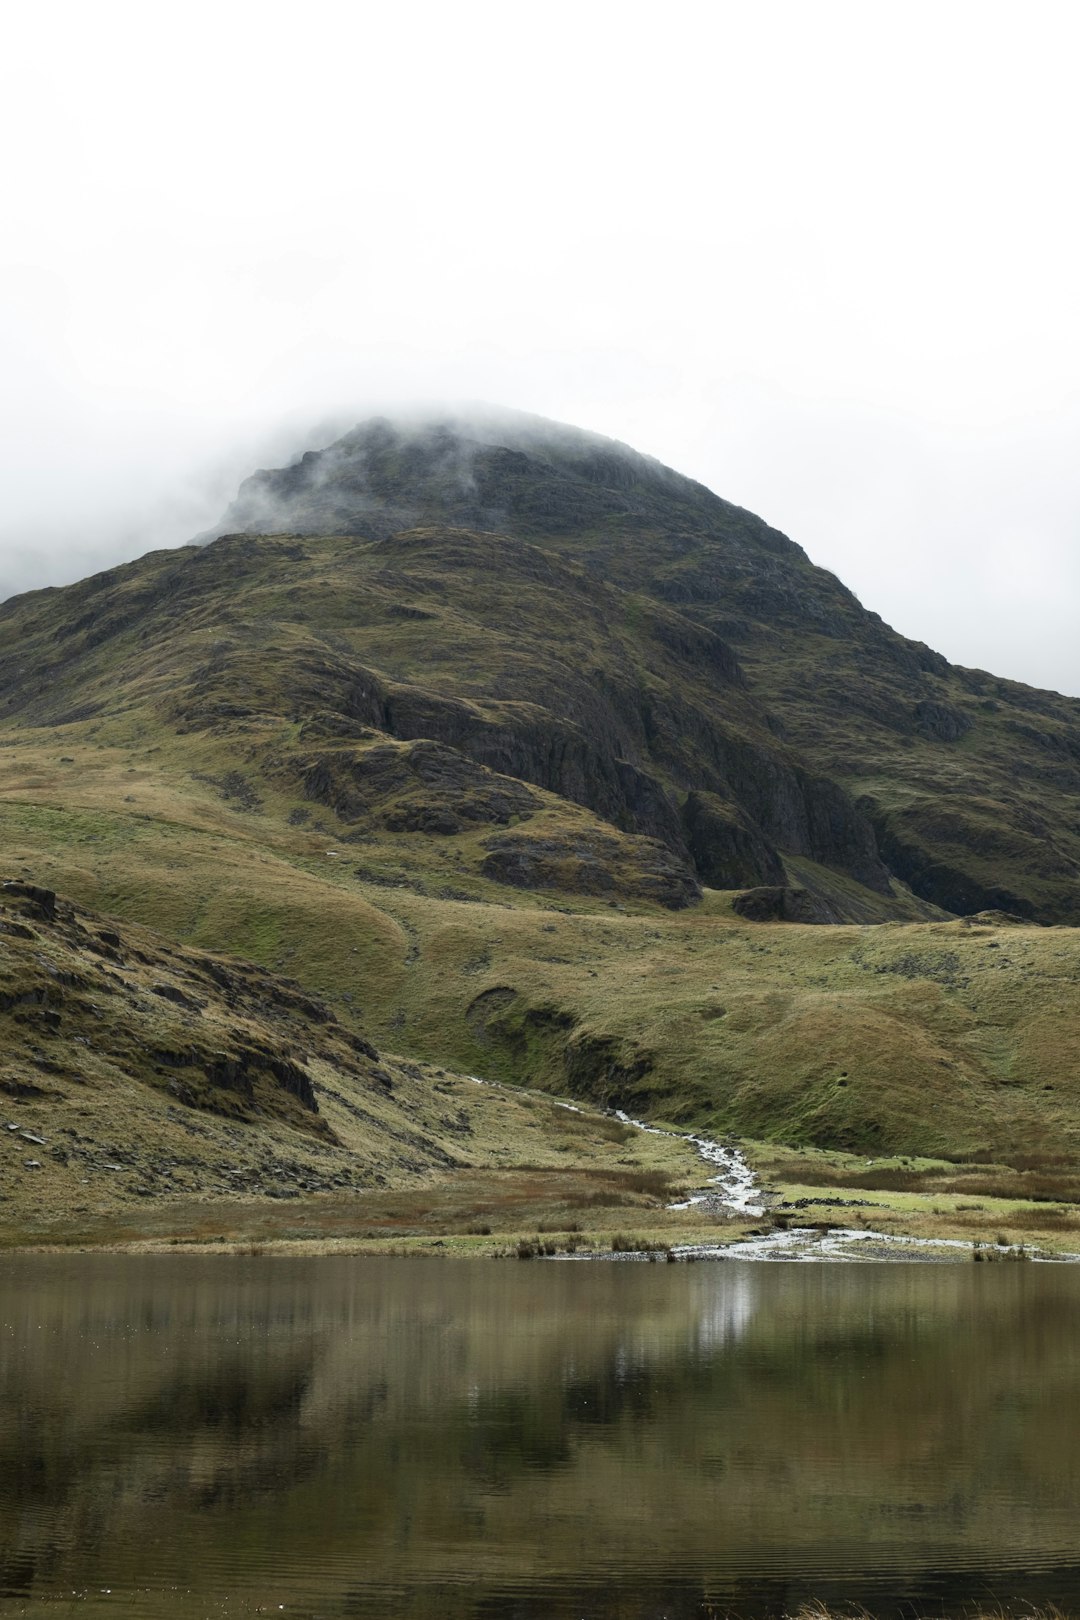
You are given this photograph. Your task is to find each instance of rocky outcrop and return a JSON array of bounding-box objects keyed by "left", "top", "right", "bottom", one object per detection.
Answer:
[
  {"left": 0, "top": 880, "right": 391, "bottom": 1136},
  {"left": 871, "top": 823, "right": 1039, "bottom": 920},
  {"left": 301, "top": 739, "right": 539, "bottom": 832},
  {"left": 1, "top": 880, "right": 57, "bottom": 920},
  {"left": 480, "top": 830, "right": 702, "bottom": 910},
  {"left": 914, "top": 699, "right": 971, "bottom": 742},
  {"left": 271, "top": 652, "right": 687, "bottom": 849},
  {"left": 681, "top": 791, "right": 786, "bottom": 889},
  {"left": 278, "top": 649, "right": 890, "bottom": 896},
  {"left": 732, "top": 886, "right": 842, "bottom": 924},
  {"left": 696, "top": 740, "right": 891, "bottom": 893}
]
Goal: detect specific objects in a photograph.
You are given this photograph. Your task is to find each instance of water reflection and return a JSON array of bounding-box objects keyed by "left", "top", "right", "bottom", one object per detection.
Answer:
[{"left": 2, "top": 1257, "right": 1080, "bottom": 1617}]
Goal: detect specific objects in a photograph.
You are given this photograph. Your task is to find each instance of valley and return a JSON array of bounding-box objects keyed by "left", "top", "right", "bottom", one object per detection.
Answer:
[{"left": 2, "top": 410, "right": 1079, "bottom": 1255}]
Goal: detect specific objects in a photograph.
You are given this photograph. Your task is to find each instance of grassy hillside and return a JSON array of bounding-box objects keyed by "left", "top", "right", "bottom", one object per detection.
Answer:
[
  {"left": 3, "top": 723, "right": 1080, "bottom": 1160},
  {"left": 0, "top": 879, "right": 710, "bottom": 1249}
]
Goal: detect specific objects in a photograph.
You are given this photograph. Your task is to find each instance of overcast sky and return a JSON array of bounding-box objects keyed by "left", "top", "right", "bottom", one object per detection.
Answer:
[{"left": 2, "top": 1, "right": 1079, "bottom": 693}]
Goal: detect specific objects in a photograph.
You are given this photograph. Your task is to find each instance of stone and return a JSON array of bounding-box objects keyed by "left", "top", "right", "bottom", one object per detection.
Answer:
[{"left": 732, "top": 886, "right": 837, "bottom": 924}]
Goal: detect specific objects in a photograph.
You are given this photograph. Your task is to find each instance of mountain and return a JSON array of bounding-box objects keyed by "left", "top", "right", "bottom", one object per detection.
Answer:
[
  {"left": 2, "top": 407, "right": 1080, "bottom": 1223},
  {"left": 211, "top": 408, "right": 1080, "bottom": 923}
]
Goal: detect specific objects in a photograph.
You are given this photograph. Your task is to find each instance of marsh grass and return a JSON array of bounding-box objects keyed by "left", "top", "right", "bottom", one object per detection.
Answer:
[
  {"left": 771, "top": 1155, "right": 1080, "bottom": 1204},
  {"left": 610, "top": 1232, "right": 670, "bottom": 1254}
]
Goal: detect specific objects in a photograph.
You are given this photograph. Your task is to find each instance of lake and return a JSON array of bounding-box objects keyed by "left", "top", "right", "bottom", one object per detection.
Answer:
[{"left": 3, "top": 1254, "right": 1080, "bottom": 1618}]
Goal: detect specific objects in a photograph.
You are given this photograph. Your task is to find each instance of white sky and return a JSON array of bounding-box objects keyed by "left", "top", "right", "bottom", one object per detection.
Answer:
[{"left": 2, "top": 0, "right": 1079, "bottom": 694}]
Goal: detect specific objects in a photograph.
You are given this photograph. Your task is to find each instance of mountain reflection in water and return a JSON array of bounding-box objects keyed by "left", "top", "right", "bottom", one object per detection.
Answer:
[{"left": 2, "top": 1256, "right": 1080, "bottom": 1619}]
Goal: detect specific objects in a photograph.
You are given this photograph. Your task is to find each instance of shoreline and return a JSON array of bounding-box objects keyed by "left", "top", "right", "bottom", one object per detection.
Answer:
[{"left": 5, "top": 1084, "right": 1079, "bottom": 1263}]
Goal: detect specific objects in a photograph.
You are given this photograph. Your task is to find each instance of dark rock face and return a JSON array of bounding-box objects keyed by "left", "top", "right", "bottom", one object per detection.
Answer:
[
  {"left": 273, "top": 637, "right": 888, "bottom": 899},
  {"left": 148, "top": 1043, "right": 320, "bottom": 1114},
  {"left": 682, "top": 791, "right": 786, "bottom": 889},
  {"left": 732, "top": 886, "right": 838, "bottom": 924},
  {"left": 0, "top": 880, "right": 387, "bottom": 1136},
  {"left": 480, "top": 831, "right": 702, "bottom": 910},
  {"left": 872, "top": 823, "right": 1038, "bottom": 920},
  {"left": 282, "top": 656, "right": 689, "bottom": 850},
  {"left": 151, "top": 983, "right": 205, "bottom": 1010},
  {"left": 301, "top": 739, "right": 539, "bottom": 832},
  {"left": 914, "top": 699, "right": 971, "bottom": 742},
  {"left": 703, "top": 744, "right": 891, "bottom": 894},
  {"left": 1, "top": 881, "right": 57, "bottom": 920}
]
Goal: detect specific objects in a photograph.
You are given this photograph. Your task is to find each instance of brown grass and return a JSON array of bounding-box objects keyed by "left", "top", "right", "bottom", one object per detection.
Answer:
[
  {"left": 774, "top": 1156, "right": 1080, "bottom": 1204},
  {"left": 0, "top": 1160, "right": 719, "bottom": 1255}
]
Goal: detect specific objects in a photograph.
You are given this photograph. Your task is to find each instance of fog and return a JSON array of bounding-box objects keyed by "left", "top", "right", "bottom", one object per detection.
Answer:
[{"left": 2, "top": 2, "right": 1078, "bottom": 694}]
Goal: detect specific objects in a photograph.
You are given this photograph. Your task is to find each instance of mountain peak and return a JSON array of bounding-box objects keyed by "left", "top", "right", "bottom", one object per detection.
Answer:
[{"left": 211, "top": 407, "right": 743, "bottom": 544}]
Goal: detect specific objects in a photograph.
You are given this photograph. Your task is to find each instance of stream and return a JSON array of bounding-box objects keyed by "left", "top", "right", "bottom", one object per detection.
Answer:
[
  {"left": 476, "top": 1078, "right": 1080, "bottom": 1263},
  {"left": 614, "top": 1108, "right": 1080, "bottom": 1261},
  {"left": 613, "top": 1107, "right": 764, "bottom": 1215}
]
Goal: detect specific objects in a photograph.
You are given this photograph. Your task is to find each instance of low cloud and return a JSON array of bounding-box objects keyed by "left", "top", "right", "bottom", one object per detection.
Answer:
[{"left": 3, "top": 394, "right": 1078, "bottom": 700}]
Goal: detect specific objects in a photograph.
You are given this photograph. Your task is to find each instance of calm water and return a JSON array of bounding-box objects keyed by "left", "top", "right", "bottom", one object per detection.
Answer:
[{"left": 3, "top": 1256, "right": 1080, "bottom": 1618}]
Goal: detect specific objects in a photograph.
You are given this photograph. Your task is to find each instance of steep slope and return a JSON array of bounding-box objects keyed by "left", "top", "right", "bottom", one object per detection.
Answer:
[
  {"left": 0, "top": 527, "right": 905, "bottom": 914},
  {"left": 213, "top": 410, "right": 1080, "bottom": 924},
  {"left": 6, "top": 511, "right": 937, "bottom": 918}
]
